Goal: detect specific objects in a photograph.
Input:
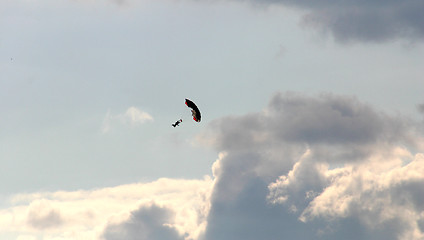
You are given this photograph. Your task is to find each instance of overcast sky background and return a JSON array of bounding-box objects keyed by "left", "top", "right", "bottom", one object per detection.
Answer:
[{"left": 0, "top": 0, "right": 423, "bottom": 239}]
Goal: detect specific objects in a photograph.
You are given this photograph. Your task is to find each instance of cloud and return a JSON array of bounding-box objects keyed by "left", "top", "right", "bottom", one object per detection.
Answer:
[
  {"left": 27, "top": 199, "right": 64, "bottom": 230},
  {"left": 102, "top": 204, "right": 185, "bottom": 240},
  {"left": 0, "top": 178, "right": 212, "bottom": 240},
  {"left": 102, "top": 107, "right": 154, "bottom": 133},
  {"left": 201, "top": 92, "right": 424, "bottom": 240},
  {"left": 124, "top": 107, "right": 154, "bottom": 125},
  {"left": 228, "top": 0, "right": 424, "bottom": 43},
  {"left": 298, "top": 0, "right": 424, "bottom": 43},
  {"left": 16, "top": 236, "right": 37, "bottom": 240},
  {"left": 205, "top": 93, "right": 416, "bottom": 164},
  {"left": 268, "top": 149, "right": 424, "bottom": 240}
]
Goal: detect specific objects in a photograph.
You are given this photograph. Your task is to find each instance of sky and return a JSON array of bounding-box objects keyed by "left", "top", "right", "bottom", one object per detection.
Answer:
[{"left": 0, "top": 0, "right": 423, "bottom": 239}]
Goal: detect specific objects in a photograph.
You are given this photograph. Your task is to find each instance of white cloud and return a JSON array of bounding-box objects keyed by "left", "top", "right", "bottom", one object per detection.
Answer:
[
  {"left": 27, "top": 199, "right": 64, "bottom": 230},
  {"left": 16, "top": 236, "right": 37, "bottom": 240},
  {"left": 0, "top": 177, "right": 212, "bottom": 240},
  {"left": 101, "top": 107, "right": 154, "bottom": 133},
  {"left": 268, "top": 149, "right": 424, "bottom": 240}
]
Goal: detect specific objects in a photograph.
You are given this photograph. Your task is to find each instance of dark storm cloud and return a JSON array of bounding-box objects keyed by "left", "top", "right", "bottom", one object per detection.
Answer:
[
  {"left": 201, "top": 92, "right": 424, "bottom": 240},
  {"left": 248, "top": 0, "right": 424, "bottom": 42},
  {"left": 102, "top": 204, "right": 185, "bottom": 240}
]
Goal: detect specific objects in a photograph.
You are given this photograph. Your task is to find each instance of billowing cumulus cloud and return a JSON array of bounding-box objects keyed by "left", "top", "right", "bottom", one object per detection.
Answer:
[
  {"left": 268, "top": 150, "right": 424, "bottom": 240},
  {"left": 0, "top": 178, "right": 212, "bottom": 240},
  {"left": 205, "top": 93, "right": 416, "bottom": 166},
  {"left": 201, "top": 92, "right": 424, "bottom": 240}
]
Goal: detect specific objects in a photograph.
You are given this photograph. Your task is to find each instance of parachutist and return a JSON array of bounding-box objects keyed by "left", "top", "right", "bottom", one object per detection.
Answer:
[{"left": 172, "top": 119, "right": 182, "bottom": 127}]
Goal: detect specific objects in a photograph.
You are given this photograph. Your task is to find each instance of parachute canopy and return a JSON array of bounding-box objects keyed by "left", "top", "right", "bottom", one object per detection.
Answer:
[{"left": 185, "top": 99, "right": 201, "bottom": 122}]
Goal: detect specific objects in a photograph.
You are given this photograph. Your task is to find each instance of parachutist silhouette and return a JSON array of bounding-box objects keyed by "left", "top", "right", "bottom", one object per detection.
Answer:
[{"left": 172, "top": 119, "right": 182, "bottom": 127}]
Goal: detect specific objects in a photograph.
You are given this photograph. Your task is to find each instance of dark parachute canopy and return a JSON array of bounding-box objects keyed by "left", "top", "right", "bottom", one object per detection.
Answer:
[{"left": 185, "top": 99, "right": 201, "bottom": 122}]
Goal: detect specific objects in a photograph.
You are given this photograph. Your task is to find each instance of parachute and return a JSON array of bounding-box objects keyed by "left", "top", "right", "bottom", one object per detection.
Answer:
[{"left": 185, "top": 99, "right": 201, "bottom": 122}]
